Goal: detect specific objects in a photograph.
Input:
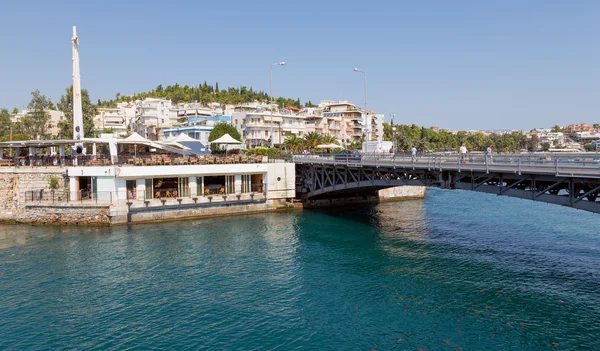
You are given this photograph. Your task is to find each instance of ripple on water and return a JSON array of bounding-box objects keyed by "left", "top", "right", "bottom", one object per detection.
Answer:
[{"left": 0, "top": 192, "right": 598, "bottom": 350}]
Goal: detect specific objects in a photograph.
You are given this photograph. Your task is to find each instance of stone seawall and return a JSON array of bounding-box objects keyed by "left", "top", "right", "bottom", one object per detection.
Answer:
[
  {"left": 0, "top": 169, "right": 69, "bottom": 224},
  {"left": 18, "top": 205, "right": 111, "bottom": 226}
]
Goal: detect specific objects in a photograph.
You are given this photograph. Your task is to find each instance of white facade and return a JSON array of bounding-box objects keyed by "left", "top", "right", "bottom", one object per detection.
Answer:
[
  {"left": 67, "top": 162, "right": 296, "bottom": 202},
  {"left": 232, "top": 111, "right": 306, "bottom": 148},
  {"left": 134, "top": 98, "right": 179, "bottom": 140},
  {"left": 11, "top": 109, "right": 65, "bottom": 137}
]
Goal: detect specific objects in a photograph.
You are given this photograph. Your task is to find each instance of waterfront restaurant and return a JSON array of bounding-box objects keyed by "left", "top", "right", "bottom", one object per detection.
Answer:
[{"left": 0, "top": 138, "right": 295, "bottom": 206}]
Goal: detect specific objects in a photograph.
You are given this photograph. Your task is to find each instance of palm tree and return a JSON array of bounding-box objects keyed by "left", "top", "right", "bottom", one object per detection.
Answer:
[
  {"left": 283, "top": 134, "right": 304, "bottom": 153},
  {"left": 320, "top": 134, "right": 339, "bottom": 145},
  {"left": 304, "top": 131, "right": 323, "bottom": 151}
]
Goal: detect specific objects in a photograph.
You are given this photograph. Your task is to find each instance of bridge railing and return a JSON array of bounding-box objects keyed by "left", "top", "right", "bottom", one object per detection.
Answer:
[{"left": 293, "top": 152, "right": 600, "bottom": 171}]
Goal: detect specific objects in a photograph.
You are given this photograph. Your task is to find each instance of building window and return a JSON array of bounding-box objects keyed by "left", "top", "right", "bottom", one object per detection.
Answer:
[
  {"left": 178, "top": 177, "right": 189, "bottom": 197},
  {"left": 145, "top": 179, "right": 153, "bottom": 200},
  {"left": 226, "top": 175, "right": 235, "bottom": 194},
  {"left": 196, "top": 177, "right": 203, "bottom": 196},
  {"left": 241, "top": 175, "right": 251, "bottom": 193}
]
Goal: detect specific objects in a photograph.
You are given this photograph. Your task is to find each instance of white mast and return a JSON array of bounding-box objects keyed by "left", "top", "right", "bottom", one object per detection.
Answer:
[{"left": 72, "top": 26, "right": 84, "bottom": 151}]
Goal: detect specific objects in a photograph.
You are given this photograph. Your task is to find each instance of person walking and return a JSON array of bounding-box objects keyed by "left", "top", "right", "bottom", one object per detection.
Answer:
[
  {"left": 411, "top": 146, "right": 417, "bottom": 162},
  {"left": 13, "top": 193, "right": 18, "bottom": 208},
  {"left": 486, "top": 144, "right": 493, "bottom": 164},
  {"left": 459, "top": 144, "right": 468, "bottom": 163}
]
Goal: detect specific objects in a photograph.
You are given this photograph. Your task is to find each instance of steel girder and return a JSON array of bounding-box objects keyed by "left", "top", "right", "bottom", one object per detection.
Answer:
[{"left": 296, "top": 163, "right": 440, "bottom": 199}]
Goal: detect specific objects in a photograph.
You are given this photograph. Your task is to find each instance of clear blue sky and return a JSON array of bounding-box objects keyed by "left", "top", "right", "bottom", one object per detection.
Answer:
[{"left": 1, "top": 0, "right": 599, "bottom": 130}]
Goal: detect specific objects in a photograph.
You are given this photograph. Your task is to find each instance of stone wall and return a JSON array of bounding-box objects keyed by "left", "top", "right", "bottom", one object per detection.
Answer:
[
  {"left": 0, "top": 169, "right": 68, "bottom": 223},
  {"left": 18, "top": 205, "right": 110, "bottom": 225}
]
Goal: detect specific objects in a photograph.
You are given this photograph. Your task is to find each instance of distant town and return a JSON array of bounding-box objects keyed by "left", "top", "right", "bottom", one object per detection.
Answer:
[{"left": 1, "top": 84, "right": 599, "bottom": 153}]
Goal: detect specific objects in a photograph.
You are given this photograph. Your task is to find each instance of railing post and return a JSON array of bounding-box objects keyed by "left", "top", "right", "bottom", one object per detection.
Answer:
[
  {"left": 555, "top": 158, "right": 559, "bottom": 176},
  {"left": 485, "top": 154, "right": 489, "bottom": 173},
  {"left": 518, "top": 158, "right": 522, "bottom": 175}
]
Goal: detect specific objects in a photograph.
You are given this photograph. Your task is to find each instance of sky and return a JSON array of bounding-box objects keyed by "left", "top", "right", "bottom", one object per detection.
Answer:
[{"left": 1, "top": 0, "right": 599, "bottom": 130}]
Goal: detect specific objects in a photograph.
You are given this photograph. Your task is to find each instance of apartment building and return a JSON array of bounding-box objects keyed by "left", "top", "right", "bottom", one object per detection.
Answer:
[
  {"left": 231, "top": 109, "right": 305, "bottom": 148},
  {"left": 11, "top": 109, "right": 65, "bottom": 138}
]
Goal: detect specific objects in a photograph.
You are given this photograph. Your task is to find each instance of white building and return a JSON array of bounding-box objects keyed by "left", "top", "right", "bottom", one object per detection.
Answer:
[
  {"left": 133, "top": 98, "right": 179, "bottom": 140},
  {"left": 538, "top": 132, "right": 566, "bottom": 147},
  {"left": 231, "top": 110, "right": 306, "bottom": 148},
  {"left": 11, "top": 109, "right": 65, "bottom": 138}
]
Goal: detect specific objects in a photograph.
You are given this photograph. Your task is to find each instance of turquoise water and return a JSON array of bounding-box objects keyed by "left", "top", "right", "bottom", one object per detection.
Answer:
[{"left": 0, "top": 189, "right": 599, "bottom": 350}]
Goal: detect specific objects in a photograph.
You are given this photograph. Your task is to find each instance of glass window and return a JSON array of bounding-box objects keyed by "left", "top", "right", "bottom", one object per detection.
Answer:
[
  {"left": 178, "top": 177, "right": 189, "bottom": 197},
  {"left": 226, "top": 175, "right": 235, "bottom": 194},
  {"left": 145, "top": 179, "right": 153, "bottom": 200},
  {"left": 196, "top": 177, "right": 203, "bottom": 196},
  {"left": 241, "top": 175, "right": 251, "bottom": 193}
]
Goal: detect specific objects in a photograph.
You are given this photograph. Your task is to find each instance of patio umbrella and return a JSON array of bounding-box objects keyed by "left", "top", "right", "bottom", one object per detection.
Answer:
[
  {"left": 210, "top": 133, "right": 242, "bottom": 155},
  {"left": 122, "top": 132, "right": 152, "bottom": 157},
  {"left": 316, "top": 143, "right": 341, "bottom": 149}
]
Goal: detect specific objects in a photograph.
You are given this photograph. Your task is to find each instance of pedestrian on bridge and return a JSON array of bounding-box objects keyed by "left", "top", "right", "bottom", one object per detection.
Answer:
[
  {"left": 486, "top": 144, "right": 493, "bottom": 164},
  {"left": 459, "top": 144, "right": 468, "bottom": 163},
  {"left": 411, "top": 146, "right": 417, "bottom": 162}
]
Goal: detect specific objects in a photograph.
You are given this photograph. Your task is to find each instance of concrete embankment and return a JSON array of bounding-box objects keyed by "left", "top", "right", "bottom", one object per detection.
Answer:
[{"left": 302, "top": 186, "right": 426, "bottom": 208}]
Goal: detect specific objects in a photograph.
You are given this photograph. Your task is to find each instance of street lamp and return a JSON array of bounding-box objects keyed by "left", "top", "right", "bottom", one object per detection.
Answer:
[
  {"left": 270, "top": 61, "right": 286, "bottom": 147},
  {"left": 392, "top": 126, "right": 397, "bottom": 153},
  {"left": 353, "top": 68, "right": 368, "bottom": 142}
]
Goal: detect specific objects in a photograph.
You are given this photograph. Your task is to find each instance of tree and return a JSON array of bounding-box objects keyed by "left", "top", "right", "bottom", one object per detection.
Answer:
[
  {"left": 20, "top": 90, "right": 52, "bottom": 139},
  {"left": 320, "top": 134, "right": 338, "bottom": 145},
  {"left": 528, "top": 134, "right": 539, "bottom": 151},
  {"left": 542, "top": 142, "right": 551, "bottom": 151},
  {"left": 57, "top": 86, "right": 98, "bottom": 139},
  {"left": 551, "top": 125, "right": 562, "bottom": 133},
  {"left": 0, "top": 109, "right": 11, "bottom": 137},
  {"left": 208, "top": 122, "right": 241, "bottom": 153},
  {"left": 303, "top": 131, "right": 323, "bottom": 151},
  {"left": 11, "top": 107, "right": 18, "bottom": 114},
  {"left": 283, "top": 134, "right": 304, "bottom": 153}
]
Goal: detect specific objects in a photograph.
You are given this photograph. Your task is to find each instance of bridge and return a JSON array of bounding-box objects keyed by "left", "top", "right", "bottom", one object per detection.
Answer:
[{"left": 293, "top": 153, "right": 600, "bottom": 214}]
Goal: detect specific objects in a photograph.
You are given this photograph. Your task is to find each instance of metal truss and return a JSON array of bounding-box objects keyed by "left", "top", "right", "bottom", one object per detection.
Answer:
[{"left": 296, "top": 163, "right": 600, "bottom": 214}]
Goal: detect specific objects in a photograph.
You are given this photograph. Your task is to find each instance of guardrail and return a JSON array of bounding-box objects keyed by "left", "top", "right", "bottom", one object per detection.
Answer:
[
  {"left": 23, "top": 184, "right": 267, "bottom": 205},
  {"left": 293, "top": 152, "right": 600, "bottom": 178},
  {"left": 294, "top": 152, "right": 600, "bottom": 167}
]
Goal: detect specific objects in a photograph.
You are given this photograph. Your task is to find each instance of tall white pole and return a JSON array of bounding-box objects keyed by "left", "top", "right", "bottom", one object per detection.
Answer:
[{"left": 72, "top": 26, "right": 84, "bottom": 149}]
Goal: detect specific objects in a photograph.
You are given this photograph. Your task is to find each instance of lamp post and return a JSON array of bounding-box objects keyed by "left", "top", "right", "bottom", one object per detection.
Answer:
[
  {"left": 353, "top": 68, "right": 368, "bottom": 142},
  {"left": 390, "top": 113, "right": 396, "bottom": 152},
  {"left": 270, "top": 61, "right": 286, "bottom": 147}
]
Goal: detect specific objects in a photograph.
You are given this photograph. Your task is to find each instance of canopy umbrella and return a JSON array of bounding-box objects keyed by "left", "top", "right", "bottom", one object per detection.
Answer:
[
  {"left": 121, "top": 132, "right": 152, "bottom": 157},
  {"left": 210, "top": 133, "right": 242, "bottom": 155},
  {"left": 316, "top": 143, "right": 341, "bottom": 149},
  {"left": 210, "top": 133, "right": 242, "bottom": 144}
]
